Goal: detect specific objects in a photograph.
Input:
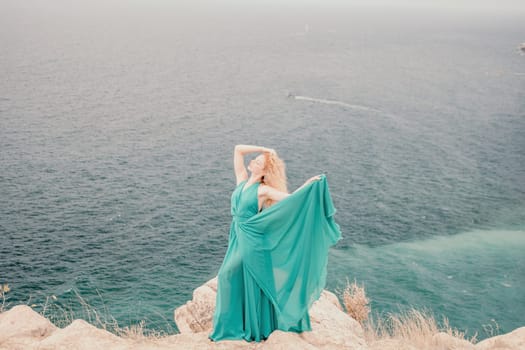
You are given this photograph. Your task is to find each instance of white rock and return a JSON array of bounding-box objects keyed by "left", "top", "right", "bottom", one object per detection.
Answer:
[
  {"left": 475, "top": 326, "right": 525, "bottom": 350},
  {"left": 259, "top": 330, "right": 318, "bottom": 350},
  {"left": 174, "top": 278, "right": 218, "bottom": 334},
  {"left": 305, "top": 290, "right": 367, "bottom": 349},
  {"left": 0, "top": 305, "right": 57, "bottom": 350},
  {"left": 37, "top": 319, "right": 130, "bottom": 350},
  {"left": 432, "top": 332, "right": 475, "bottom": 349}
]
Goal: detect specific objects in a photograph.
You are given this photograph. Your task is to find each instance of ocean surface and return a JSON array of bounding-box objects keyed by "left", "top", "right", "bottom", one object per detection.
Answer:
[{"left": 1, "top": 1, "right": 524, "bottom": 339}]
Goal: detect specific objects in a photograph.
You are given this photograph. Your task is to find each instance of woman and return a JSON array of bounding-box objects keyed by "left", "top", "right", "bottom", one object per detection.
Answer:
[{"left": 210, "top": 144, "right": 341, "bottom": 342}]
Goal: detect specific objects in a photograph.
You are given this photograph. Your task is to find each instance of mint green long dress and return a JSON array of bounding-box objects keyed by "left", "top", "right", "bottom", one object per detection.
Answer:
[{"left": 209, "top": 174, "right": 341, "bottom": 342}]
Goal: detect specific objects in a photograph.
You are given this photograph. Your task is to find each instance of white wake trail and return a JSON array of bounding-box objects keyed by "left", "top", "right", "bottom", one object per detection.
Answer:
[
  {"left": 289, "top": 93, "right": 418, "bottom": 133},
  {"left": 292, "top": 95, "right": 383, "bottom": 113}
]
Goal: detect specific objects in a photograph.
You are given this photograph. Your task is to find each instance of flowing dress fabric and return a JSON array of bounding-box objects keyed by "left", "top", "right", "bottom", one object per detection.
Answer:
[{"left": 210, "top": 175, "right": 341, "bottom": 342}]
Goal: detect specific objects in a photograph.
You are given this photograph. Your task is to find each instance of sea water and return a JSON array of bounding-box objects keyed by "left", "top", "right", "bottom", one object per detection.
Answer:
[{"left": 1, "top": 0, "right": 524, "bottom": 339}]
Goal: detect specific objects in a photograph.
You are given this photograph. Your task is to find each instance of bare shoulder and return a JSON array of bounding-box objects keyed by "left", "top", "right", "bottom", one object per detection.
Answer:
[
  {"left": 236, "top": 173, "right": 248, "bottom": 186},
  {"left": 258, "top": 184, "right": 270, "bottom": 195},
  {"left": 258, "top": 184, "right": 279, "bottom": 198}
]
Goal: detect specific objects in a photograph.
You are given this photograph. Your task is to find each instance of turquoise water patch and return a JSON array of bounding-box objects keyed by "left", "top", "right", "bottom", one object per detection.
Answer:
[{"left": 328, "top": 229, "right": 525, "bottom": 338}]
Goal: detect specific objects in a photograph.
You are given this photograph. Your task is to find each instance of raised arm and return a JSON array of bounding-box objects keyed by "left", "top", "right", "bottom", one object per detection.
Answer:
[
  {"left": 233, "top": 144, "right": 274, "bottom": 185},
  {"left": 259, "top": 175, "right": 322, "bottom": 208},
  {"left": 259, "top": 185, "right": 290, "bottom": 203}
]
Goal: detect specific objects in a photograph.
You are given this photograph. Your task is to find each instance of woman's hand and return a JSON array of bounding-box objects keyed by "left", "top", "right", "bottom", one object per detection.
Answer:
[
  {"left": 305, "top": 175, "right": 322, "bottom": 184},
  {"left": 293, "top": 175, "right": 322, "bottom": 193},
  {"left": 262, "top": 147, "right": 277, "bottom": 156}
]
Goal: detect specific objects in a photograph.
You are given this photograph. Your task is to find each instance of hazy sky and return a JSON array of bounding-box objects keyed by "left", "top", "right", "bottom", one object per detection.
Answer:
[
  {"left": 138, "top": 0, "right": 524, "bottom": 12},
  {"left": 1, "top": 0, "right": 523, "bottom": 25},
  {"left": 234, "top": 0, "right": 524, "bottom": 8},
  {"left": 2, "top": 0, "right": 525, "bottom": 13}
]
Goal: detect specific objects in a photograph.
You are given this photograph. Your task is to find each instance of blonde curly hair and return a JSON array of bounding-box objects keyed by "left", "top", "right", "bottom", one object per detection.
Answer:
[{"left": 261, "top": 152, "right": 288, "bottom": 208}]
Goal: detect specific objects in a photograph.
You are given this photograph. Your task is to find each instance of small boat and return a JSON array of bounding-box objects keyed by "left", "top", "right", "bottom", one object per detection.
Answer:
[{"left": 520, "top": 43, "right": 525, "bottom": 53}]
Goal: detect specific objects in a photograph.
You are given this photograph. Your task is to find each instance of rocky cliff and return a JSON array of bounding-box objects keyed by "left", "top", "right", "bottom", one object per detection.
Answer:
[{"left": 1, "top": 277, "right": 524, "bottom": 349}]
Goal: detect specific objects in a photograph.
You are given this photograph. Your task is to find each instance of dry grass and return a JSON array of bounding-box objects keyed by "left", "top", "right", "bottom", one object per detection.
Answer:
[
  {"left": 341, "top": 278, "right": 370, "bottom": 323},
  {"left": 119, "top": 320, "right": 168, "bottom": 341},
  {"left": 41, "top": 289, "right": 173, "bottom": 340},
  {"left": 364, "top": 309, "right": 477, "bottom": 348},
  {"left": 1, "top": 282, "right": 11, "bottom": 313},
  {"left": 0, "top": 283, "right": 172, "bottom": 341},
  {"left": 38, "top": 288, "right": 121, "bottom": 333},
  {"left": 339, "top": 279, "right": 478, "bottom": 349}
]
